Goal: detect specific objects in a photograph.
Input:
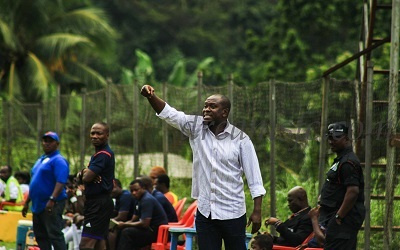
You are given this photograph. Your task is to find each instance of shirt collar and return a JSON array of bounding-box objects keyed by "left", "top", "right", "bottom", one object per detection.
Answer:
[
  {"left": 204, "top": 120, "right": 233, "bottom": 134},
  {"left": 291, "top": 206, "right": 310, "bottom": 218},
  {"left": 42, "top": 149, "right": 59, "bottom": 159},
  {"left": 335, "top": 146, "right": 353, "bottom": 160}
]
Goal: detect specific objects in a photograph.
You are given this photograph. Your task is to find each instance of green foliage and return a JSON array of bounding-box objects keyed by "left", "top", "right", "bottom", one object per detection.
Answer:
[{"left": 0, "top": 0, "right": 118, "bottom": 101}]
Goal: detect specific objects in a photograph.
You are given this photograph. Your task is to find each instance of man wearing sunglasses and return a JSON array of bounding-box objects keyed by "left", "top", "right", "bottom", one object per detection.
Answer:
[{"left": 319, "top": 122, "right": 365, "bottom": 250}]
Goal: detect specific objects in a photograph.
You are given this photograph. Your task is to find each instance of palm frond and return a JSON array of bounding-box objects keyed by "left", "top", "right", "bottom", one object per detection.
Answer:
[
  {"left": 0, "top": 18, "right": 18, "bottom": 51},
  {"left": 56, "top": 7, "right": 117, "bottom": 38},
  {"left": 35, "top": 33, "right": 94, "bottom": 59},
  {"left": 66, "top": 61, "right": 107, "bottom": 89},
  {"left": 7, "top": 61, "right": 21, "bottom": 99},
  {"left": 25, "top": 52, "right": 53, "bottom": 95}
]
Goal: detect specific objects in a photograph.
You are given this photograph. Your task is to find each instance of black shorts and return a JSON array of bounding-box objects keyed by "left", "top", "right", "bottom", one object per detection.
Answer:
[{"left": 82, "top": 194, "right": 114, "bottom": 240}]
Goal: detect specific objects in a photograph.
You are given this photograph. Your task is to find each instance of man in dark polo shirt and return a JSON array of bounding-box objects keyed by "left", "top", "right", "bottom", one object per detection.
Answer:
[
  {"left": 78, "top": 122, "right": 115, "bottom": 250},
  {"left": 140, "top": 176, "right": 178, "bottom": 223},
  {"left": 116, "top": 179, "right": 168, "bottom": 250},
  {"left": 111, "top": 178, "right": 136, "bottom": 222},
  {"left": 319, "top": 122, "right": 365, "bottom": 250}
]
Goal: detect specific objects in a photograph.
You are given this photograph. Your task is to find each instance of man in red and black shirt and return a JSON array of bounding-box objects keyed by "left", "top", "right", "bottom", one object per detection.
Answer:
[{"left": 78, "top": 122, "right": 115, "bottom": 250}]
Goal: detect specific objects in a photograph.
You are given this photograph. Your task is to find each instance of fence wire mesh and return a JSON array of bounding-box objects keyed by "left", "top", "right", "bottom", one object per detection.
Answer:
[{"left": 1, "top": 77, "right": 398, "bottom": 248}]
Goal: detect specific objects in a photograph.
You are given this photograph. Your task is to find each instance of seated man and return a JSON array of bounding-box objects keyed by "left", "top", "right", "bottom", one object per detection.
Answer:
[
  {"left": 115, "top": 179, "right": 168, "bottom": 250},
  {"left": 156, "top": 174, "right": 178, "bottom": 206},
  {"left": 141, "top": 176, "right": 178, "bottom": 223},
  {"left": 111, "top": 179, "right": 136, "bottom": 222},
  {"left": 0, "top": 165, "right": 24, "bottom": 211},
  {"left": 265, "top": 186, "right": 312, "bottom": 247},
  {"left": 14, "top": 171, "right": 30, "bottom": 195}
]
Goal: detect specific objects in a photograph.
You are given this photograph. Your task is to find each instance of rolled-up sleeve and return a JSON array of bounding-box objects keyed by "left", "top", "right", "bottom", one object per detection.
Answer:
[{"left": 240, "top": 138, "right": 266, "bottom": 199}]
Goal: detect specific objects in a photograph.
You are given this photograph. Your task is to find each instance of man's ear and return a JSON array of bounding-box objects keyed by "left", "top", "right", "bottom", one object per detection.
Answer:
[{"left": 223, "top": 108, "right": 230, "bottom": 117}]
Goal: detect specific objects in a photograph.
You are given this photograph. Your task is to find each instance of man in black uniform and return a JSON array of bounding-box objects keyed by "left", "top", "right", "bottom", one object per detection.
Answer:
[
  {"left": 319, "top": 122, "right": 365, "bottom": 250},
  {"left": 78, "top": 122, "right": 115, "bottom": 250},
  {"left": 265, "top": 186, "right": 312, "bottom": 247}
]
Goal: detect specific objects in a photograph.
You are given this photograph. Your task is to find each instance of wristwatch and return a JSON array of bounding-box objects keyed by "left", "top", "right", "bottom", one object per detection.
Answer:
[
  {"left": 335, "top": 214, "right": 342, "bottom": 221},
  {"left": 49, "top": 196, "right": 55, "bottom": 201}
]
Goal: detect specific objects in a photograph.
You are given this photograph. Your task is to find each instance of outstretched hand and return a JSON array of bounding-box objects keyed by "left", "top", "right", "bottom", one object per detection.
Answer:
[{"left": 141, "top": 85, "right": 155, "bottom": 98}]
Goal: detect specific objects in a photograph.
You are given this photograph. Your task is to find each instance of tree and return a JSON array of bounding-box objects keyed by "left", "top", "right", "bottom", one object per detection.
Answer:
[{"left": 0, "top": 0, "right": 118, "bottom": 101}]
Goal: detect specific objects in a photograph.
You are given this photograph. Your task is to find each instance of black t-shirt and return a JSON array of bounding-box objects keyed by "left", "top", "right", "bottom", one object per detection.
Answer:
[
  {"left": 84, "top": 144, "right": 115, "bottom": 197},
  {"left": 319, "top": 146, "right": 365, "bottom": 228}
]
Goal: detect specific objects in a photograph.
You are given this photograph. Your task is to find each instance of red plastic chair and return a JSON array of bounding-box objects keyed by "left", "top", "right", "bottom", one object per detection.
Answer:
[
  {"left": 152, "top": 200, "right": 197, "bottom": 250},
  {"left": 272, "top": 232, "right": 315, "bottom": 250},
  {"left": 173, "top": 198, "right": 187, "bottom": 220}
]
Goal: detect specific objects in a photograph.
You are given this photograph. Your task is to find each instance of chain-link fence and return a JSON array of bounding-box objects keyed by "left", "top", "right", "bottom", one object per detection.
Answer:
[{"left": 1, "top": 75, "right": 397, "bottom": 248}]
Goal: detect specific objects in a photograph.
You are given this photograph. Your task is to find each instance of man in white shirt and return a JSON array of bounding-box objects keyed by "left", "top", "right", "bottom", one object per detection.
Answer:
[{"left": 141, "top": 85, "right": 266, "bottom": 250}]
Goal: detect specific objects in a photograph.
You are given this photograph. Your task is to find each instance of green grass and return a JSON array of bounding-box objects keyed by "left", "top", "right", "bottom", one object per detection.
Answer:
[{"left": 0, "top": 242, "right": 15, "bottom": 249}]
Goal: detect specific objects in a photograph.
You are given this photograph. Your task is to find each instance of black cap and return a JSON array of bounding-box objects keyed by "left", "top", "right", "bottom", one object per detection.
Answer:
[{"left": 327, "top": 122, "right": 348, "bottom": 137}]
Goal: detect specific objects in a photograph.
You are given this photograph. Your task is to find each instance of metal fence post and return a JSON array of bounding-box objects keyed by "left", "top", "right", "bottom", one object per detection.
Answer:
[
  {"left": 79, "top": 88, "right": 87, "bottom": 173},
  {"left": 162, "top": 82, "right": 168, "bottom": 173},
  {"left": 37, "top": 103, "right": 43, "bottom": 157},
  {"left": 133, "top": 80, "right": 139, "bottom": 179},
  {"left": 364, "top": 61, "right": 374, "bottom": 250},
  {"left": 106, "top": 80, "right": 112, "bottom": 145},
  {"left": 269, "top": 80, "right": 276, "bottom": 228},
  {"left": 56, "top": 84, "right": 61, "bottom": 134},
  {"left": 6, "top": 101, "right": 12, "bottom": 166},
  {"left": 197, "top": 72, "right": 203, "bottom": 113},
  {"left": 384, "top": 0, "right": 400, "bottom": 247},
  {"left": 318, "top": 76, "right": 330, "bottom": 193},
  {"left": 228, "top": 73, "right": 234, "bottom": 123}
]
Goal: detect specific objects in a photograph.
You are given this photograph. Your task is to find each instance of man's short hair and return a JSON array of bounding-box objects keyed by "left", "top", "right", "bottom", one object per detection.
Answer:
[
  {"left": 253, "top": 233, "right": 273, "bottom": 250},
  {"left": 131, "top": 179, "right": 144, "bottom": 188},
  {"left": 138, "top": 176, "right": 153, "bottom": 191},
  {"left": 157, "top": 174, "right": 170, "bottom": 189},
  {"left": 94, "top": 122, "right": 110, "bottom": 134},
  {"left": 114, "top": 178, "right": 122, "bottom": 188},
  {"left": 2, "top": 165, "right": 12, "bottom": 174}
]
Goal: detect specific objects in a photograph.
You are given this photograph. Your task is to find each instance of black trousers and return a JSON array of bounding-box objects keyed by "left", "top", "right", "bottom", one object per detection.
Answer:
[{"left": 117, "top": 227, "right": 156, "bottom": 250}]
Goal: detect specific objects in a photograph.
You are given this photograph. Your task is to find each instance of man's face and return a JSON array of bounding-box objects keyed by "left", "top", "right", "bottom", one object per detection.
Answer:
[
  {"left": 149, "top": 170, "right": 158, "bottom": 185},
  {"left": 0, "top": 166, "right": 10, "bottom": 182},
  {"left": 131, "top": 183, "right": 145, "bottom": 200},
  {"left": 202, "top": 95, "right": 228, "bottom": 125},
  {"left": 155, "top": 179, "right": 162, "bottom": 191},
  {"left": 66, "top": 180, "right": 75, "bottom": 197},
  {"left": 42, "top": 137, "right": 59, "bottom": 154},
  {"left": 111, "top": 181, "right": 121, "bottom": 198},
  {"left": 287, "top": 193, "right": 302, "bottom": 213},
  {"left": 90, "top": 124, "right": 109, "bottom": 147},
  {"left": 328, "top": 134, "right": 347, "bottom": 153}
]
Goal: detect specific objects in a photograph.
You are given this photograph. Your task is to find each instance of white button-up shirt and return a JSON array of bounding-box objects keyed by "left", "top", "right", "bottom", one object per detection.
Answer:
[{"left": 158, "top": 103, "right": 266, "bottom": 220}]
